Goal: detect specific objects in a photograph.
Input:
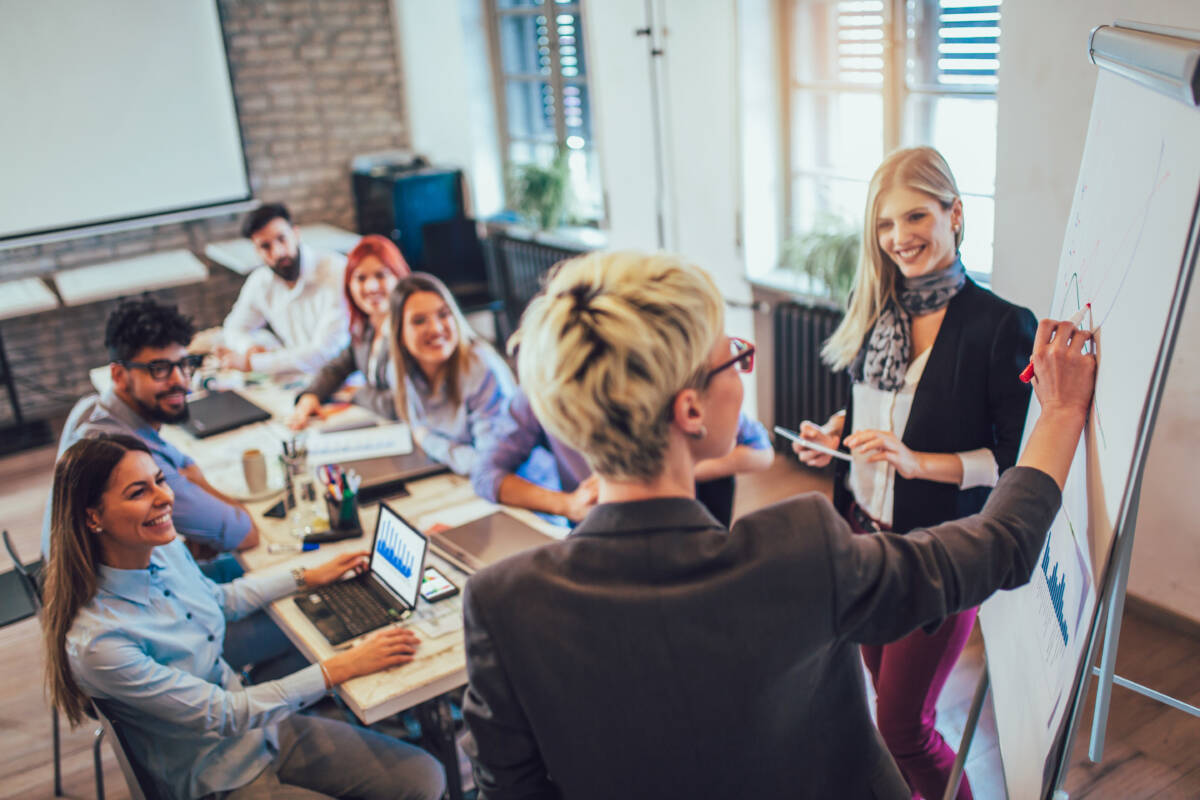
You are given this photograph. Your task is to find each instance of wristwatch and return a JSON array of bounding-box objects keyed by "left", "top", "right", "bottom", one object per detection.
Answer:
[{"left": 291, "top": 566, "right": 307, "bottom": 589}]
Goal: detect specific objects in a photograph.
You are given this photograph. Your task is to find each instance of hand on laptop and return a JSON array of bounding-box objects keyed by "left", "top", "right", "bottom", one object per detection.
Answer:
[
  {"left": 299, "top": 551, "right": 370, "bottom": 588},
  {"left": 321, "top": 626, "right": 423, "bottom": 686}
]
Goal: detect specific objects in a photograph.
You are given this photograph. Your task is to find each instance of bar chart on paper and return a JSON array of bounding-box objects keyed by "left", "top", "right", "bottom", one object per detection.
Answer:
[
  {"left": 1042, "top": 547, "right": 1069, "bottom": 647},
  {"left": 1031, "top": 523, "right": 1092, "bottom": 671}
]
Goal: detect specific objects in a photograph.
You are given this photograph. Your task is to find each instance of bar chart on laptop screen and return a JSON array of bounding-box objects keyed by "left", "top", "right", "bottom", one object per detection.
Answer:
[{"left": 373, "top": 512, "right": 424, "bottom": 601}]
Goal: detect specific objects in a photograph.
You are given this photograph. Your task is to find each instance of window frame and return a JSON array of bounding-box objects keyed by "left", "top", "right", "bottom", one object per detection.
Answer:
[
  {"left": 779, "top": 0, "right": 1000, "bottom": 279},
  {"left": 482, "top": 0, "right": 598, "bottom": 218}
]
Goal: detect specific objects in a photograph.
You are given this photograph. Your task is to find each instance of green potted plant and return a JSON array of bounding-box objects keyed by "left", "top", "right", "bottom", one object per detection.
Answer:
[
  {"left": 779, "top": 214, "right": 861, "bottom": 305},
  {"left": 508, "top": 149, "right": 570, "bottom": 231}
]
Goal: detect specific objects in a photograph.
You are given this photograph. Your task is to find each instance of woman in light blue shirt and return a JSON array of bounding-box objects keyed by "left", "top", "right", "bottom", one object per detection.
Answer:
[
  {"left": 388, "top": 273, "right": 516, "bottom": 475},
  {"left": 42, "top": 434, "right": 445, "bottom": 800}
]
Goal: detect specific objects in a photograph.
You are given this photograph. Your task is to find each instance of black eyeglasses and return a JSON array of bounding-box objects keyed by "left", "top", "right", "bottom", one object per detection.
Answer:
[
  {"left": 706, "top": 337, "right": 755, "bottom": 384},
  {"left": 119, "top": 354, "right": 205, "bottom": 380}
]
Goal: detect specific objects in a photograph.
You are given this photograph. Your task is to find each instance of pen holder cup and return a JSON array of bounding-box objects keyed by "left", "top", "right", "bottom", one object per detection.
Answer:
[{"left": 323, "top": 492, "right": 363, "bottom": 535}]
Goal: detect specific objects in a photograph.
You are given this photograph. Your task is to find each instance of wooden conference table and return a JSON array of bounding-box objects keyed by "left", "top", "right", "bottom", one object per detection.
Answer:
[{"left": 145, "top": 372, "right": 567, "bottom": 796}]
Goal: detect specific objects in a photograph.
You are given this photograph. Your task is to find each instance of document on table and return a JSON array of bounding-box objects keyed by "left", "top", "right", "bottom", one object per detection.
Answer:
[{"left": 306, "top": 423, "right": 414, "bottom": 465}]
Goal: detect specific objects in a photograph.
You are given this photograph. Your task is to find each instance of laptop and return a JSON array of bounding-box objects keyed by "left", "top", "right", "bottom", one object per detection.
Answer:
[
  {"left": 429, "top": 511, "right": 558, "bottom": 574},
  {"left": 181, "top": 390, "right": 271, "bottom": 438},
  {"left": 294, "top": 502, "right": 429, "bottom": 645}
]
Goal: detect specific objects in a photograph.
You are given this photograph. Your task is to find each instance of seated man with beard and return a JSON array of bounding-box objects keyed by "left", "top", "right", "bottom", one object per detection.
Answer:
[
  {"left": 41, "top": 298, "right": 258, "bottom": 559},
  {"left": 217, "top": 203, "right": 349, "bottom": 374}
]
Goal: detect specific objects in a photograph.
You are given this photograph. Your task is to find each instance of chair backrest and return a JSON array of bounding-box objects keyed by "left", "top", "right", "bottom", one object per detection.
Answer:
[
  {"left": 90, "top": 698, "right": 165, "bottom": 800},
  {"left": 1, "top": 530, "right": 41, "bottom": 620}
]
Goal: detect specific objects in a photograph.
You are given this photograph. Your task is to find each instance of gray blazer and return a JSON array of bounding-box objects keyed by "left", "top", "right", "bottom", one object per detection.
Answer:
[
  {"left": 460, "top": 466, "right": 1061, "bottom": 800},
  {"left": 300, "top": 321, "right": 396, "bottom": 420}
]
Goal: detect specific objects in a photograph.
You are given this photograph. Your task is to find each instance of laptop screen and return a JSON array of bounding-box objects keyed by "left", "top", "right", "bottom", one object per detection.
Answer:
[{"left": 369, "top": 503, "right": 428, "bottom": 608}]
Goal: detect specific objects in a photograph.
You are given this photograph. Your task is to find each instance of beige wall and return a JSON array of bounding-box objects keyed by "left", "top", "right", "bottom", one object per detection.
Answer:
[{"left": 994, "top": 2, "right": 1200, "bottom": 621}]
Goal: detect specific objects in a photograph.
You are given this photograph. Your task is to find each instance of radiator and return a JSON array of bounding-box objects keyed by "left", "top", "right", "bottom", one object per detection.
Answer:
[
  {"left": 773, "top": 302, "right": 850, "bottom": 447},
  {"left": 482, "top": 229, "right": 590, "bottom": 338}
]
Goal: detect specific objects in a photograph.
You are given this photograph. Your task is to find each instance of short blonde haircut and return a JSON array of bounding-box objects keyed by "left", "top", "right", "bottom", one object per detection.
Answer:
[
  {"left": 822, "top": 146, "right": 964, "bottom": 370},
  {"left": 511, "top": 250, "right": 723, "bottom": 480}
]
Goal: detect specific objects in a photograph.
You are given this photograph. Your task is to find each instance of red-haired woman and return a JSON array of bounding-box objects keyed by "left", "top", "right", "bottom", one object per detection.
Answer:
[{"left": 289, "top": 235, "right": 410, "bottom": 428}]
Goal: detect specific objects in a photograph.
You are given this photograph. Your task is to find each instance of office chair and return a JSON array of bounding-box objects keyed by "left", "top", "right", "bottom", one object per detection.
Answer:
[
  {"left": 90, "top": 699, "right": 163, "bottom": 800},
  {"left": 2, "top": 529, "right": 105, "bottom": 799}
]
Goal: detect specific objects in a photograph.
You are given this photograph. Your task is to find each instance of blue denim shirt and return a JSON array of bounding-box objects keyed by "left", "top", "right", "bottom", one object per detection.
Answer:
[
  {"left": 41, "top": 388, "right": 253, "bottom": 558},
  {"left": 471, "top": 388, "right": 772, "bottom": 502},
  {"left": 67, "top": 538, "right": 326, "bottom": 799},
  {"left": 404, "top": 343, "right": 517, "bottom": 476}
]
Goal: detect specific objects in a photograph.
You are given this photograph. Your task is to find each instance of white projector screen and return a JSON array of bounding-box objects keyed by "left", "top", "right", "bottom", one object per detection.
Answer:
[{"left": 0, "top": 0, "right": 251, "bottom": 242}]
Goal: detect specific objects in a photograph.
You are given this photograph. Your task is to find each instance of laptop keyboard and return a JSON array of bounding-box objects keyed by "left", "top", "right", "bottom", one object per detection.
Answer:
[{"left": 318, "top": 579, "right": 405, "bottom": 639}]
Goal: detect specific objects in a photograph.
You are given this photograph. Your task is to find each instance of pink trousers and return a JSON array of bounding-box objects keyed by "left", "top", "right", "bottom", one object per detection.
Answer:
[{"left": 861, "top": 607, "right": 977, "bottom": 800}]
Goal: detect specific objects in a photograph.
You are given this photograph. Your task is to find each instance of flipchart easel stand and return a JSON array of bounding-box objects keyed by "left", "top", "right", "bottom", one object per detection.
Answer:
[{"left": 942, "top": 20, "right": 1200, "bottom": 800}]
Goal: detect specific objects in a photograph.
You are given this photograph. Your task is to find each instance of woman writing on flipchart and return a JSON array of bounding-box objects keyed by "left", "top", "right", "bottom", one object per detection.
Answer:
[
  {"left": 457, "top": 249, "right": 1093, "bottom": 799},
  {"left": 795, "top": 146, "right": 1037, "bottom": 799}
]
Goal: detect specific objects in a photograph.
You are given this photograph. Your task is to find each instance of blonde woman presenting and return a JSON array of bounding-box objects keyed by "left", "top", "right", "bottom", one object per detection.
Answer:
[{"left": 795, "top": 146, "right": 1036, "bottom": 799}]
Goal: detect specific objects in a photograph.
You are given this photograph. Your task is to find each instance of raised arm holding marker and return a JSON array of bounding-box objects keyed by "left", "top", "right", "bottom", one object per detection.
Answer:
[{"left": 1019, "top": 304, "right": 1090, "bottom": 383}]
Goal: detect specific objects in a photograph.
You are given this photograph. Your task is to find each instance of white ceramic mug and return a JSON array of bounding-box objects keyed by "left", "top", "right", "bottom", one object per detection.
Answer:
[{"left": 242, "top": 449, "right": 268, "bottom": 494}]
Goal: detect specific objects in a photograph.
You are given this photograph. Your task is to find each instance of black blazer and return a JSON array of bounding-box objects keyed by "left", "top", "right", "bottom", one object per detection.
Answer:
[
  {"left": 833, "top": 279, "right": 1037, "bottom": 533},
  {"left": 460, "top": 467, "right": 1061, "bottom": 800}
]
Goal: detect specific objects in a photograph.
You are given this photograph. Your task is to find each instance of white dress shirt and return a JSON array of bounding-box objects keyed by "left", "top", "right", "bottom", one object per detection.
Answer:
[
  {"left": 848, "top": 348, "right": 998, "bottom": 526},
  {"left": 222, "top": 243, "right": 350, "bottom": 374}
]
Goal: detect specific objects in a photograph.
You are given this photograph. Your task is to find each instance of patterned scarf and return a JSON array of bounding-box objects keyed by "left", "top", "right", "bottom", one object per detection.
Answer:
[{"left": 851, "top": 258, "right": 967, "bottom": 391}]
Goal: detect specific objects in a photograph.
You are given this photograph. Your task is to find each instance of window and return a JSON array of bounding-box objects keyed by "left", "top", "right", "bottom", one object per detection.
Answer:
[
  {"left": 784, "top": 0, "right": 1001, "bottom": 276},
  {"left": 486, "top": 0, "right": 603, "bottom": 222}
]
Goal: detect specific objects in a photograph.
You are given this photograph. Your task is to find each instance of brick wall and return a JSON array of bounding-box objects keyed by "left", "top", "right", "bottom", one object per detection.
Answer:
[{"left": 0, "top": 0, "right": 410, "bottom": 426}]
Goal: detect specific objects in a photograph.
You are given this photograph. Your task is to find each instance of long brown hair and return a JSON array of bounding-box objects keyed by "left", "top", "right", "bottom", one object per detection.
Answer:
[
  {"left": 43, "top": 434, "right": 151, "bottom": 725},
  {"left": 388, "top": 272, "right": 481, "bottom": 421},
  {"left": 822, "top": 146, "right": 964, "bottom": 370}
]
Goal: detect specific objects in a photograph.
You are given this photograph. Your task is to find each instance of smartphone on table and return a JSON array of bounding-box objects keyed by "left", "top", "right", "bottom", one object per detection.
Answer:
[{"left": 420, "top": 566, "right": 459, "bottom": 603}]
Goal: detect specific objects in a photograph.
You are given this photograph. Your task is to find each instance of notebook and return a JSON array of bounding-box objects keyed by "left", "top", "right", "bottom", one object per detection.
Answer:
[
  {"left": 294, "top": 502, "right": 428, "bottom": 645},
  {"left": 339, "top": 450, "right": 449, "bottom": 504},
  {"left": 429, "top": 510, "right": 558, "bottom": 574},
  {"left": 181, "top": 390, "right": 271, "bottom": 438}
]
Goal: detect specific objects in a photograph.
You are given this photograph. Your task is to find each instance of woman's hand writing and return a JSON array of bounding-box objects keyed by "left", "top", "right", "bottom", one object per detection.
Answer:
[
  {"left": 288, "top": 394, "right": 321, "bottom": 430},
  {"left": 1029, "top": 317, "right": 1096, "bottom": 418}
]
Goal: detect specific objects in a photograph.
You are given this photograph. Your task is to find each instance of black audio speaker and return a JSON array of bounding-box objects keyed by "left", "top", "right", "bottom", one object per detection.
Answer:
[{"left": 351, "top": 164, "right": 465, "bottom": 270}]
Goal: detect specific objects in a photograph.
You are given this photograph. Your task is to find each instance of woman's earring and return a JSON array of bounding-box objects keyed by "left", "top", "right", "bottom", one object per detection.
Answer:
[{"left": 687, "top": 425, "right": 708, "bottom": 441}]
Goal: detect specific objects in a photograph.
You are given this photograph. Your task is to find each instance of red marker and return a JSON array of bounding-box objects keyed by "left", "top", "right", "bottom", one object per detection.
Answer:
[{"left": 1019, "top": 304, "right": 1090, "bottom": 383}]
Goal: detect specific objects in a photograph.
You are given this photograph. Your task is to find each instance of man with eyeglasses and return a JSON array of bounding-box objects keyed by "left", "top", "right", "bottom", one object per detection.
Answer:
[{"left": 41, "top": 298, "right": 259, "bottom": 561}]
